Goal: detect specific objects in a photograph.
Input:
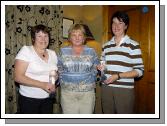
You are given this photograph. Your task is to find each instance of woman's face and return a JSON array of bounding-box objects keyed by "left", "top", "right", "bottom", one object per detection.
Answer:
[
  {"left": 34, "top": 31, "right": 49, "bottom": 49},
  {"left": 112, "top": 17, "right": 127, "bottom": 37},
  {"left": 69, "top": 29, "right": 85, "bottom": 46}
]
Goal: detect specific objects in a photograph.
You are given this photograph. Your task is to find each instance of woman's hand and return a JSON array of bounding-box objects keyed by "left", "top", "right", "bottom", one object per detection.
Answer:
[
  {"left": 41, "top": 82, "right": 56, "bottom": 93},
  {"left": 97, "top": 64, "right": 105, "bottom": 71},
  {"left": 104, "top": 74, "right": 118, "bottom": 84}
]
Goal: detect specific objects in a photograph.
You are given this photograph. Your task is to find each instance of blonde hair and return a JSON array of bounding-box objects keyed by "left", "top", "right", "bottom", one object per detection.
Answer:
[{"left": 68, "top": 24, "right": 86, "bottom": 42}]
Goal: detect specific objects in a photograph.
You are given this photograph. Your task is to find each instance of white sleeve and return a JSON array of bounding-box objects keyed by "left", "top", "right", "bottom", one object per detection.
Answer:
[{"left": 15, "top": 46, "right": 31, "bottom": 62}]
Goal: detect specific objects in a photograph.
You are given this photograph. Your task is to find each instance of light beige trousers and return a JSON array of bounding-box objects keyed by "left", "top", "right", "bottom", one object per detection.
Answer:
[{"left": 61, "top": 90, "right": 95, "bottom": 114}]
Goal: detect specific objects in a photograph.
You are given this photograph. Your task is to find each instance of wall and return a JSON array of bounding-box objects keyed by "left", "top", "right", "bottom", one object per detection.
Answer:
[
  {"left": 63, "top": 5, "right": 103, "bottom": 43},
  {"left": 82, "top": 5, "right": 103, "bottom": 43},
  {"left": 63, "top": 5, "right": 82, "bottom": 24}
]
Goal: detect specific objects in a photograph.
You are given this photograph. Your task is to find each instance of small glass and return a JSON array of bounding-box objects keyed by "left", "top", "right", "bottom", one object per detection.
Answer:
[
  {"left": 49, "top": 70, "right": 58, "bottom": 85},
  {"left": 100, "top": 60, "right": 106, "bottom": 71},
  {"left": 49, "top": 70, "right": 58, "bottom": 98},
  {"left": 100, "top": 60, "right": 107, "bottom": 83}
]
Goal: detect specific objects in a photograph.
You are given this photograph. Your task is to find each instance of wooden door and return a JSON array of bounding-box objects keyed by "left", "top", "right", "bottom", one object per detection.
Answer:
[{"left": 103, "top": 5, "right": 155, "bottom": 113}]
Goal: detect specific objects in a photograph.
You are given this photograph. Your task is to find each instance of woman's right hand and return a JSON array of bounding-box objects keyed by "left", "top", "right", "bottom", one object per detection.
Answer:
[{"left": 97, "top": 64, "right": 105, "bottom": 71}]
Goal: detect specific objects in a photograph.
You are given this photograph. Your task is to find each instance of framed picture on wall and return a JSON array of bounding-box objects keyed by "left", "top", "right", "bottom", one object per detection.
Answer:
[{"left": 63, "top": 18, "right": 74, "bottom": 38}]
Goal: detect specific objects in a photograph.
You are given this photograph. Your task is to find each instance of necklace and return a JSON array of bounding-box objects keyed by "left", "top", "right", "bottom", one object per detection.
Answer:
[
  {"left": 33, "top": 46, "right": 46, "bottom": 58},
  {"left": 41, "top": 51, "right": 47, "bottom": 58},
  {"left": 37, "top": 50, "right": 46, "bottom": 58}
]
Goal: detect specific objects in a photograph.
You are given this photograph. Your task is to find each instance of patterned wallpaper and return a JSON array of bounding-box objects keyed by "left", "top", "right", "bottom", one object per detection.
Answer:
[{"left": 5, "top": 5, "right": 63, "bottom": 114}]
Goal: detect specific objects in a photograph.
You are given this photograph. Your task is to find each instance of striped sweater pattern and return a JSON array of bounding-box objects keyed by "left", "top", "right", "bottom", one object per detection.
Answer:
[{"left": 101, "top": 35, "right": 144, "bottom": 88}]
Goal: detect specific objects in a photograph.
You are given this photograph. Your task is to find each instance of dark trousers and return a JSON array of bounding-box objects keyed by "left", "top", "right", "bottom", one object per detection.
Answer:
[
  {"left": 18, "top": 93, "right": 53, "bottom": 114},
  {"left": 101, "top": 85, "right": 135, "bottom": 114}
]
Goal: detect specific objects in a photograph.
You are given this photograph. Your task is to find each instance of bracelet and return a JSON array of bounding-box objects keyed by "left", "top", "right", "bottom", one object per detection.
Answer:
[{"left": 117, "top": 73, "right": 120, "bottom": 80}]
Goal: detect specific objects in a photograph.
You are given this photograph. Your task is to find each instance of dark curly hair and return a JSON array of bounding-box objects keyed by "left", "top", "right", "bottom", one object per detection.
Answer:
[{"left": 31, "top": 24, "right": 50, "bottom": 45}]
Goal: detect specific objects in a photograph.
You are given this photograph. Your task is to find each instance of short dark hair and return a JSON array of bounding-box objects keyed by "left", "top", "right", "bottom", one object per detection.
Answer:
[
  {"left": 31, "top": 24, "right": 50, "bottom": 45},
  {"left": 111, "top": 11, "right": 129, "bottom": 33}
]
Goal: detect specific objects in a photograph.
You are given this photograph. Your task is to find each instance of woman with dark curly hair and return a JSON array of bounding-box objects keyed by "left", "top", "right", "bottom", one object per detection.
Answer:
[{"left": 14, "top": 24, "right": 58, "bottom": 114}]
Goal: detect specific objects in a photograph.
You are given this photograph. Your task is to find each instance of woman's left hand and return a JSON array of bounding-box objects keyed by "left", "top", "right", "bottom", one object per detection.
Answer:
[
  {"left": 45, "top": 83, "right": 56, "bottom": 93},
  {"left": 49, "top": 84, "right": 56, "bottom": 93},
  {"left": 104, "top": 74, "right": 118, "bottom": 84}
]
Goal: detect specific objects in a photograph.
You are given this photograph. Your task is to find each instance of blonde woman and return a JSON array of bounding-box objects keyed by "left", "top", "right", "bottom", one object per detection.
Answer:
[{"left": 58, "top": 24, "right": 100, "bottom": 114}]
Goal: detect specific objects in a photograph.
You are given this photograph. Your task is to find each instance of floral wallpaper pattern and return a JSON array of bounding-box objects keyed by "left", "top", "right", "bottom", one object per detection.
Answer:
[{"left": 5, "top": 5, "right": 63, "bottom": 113}]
